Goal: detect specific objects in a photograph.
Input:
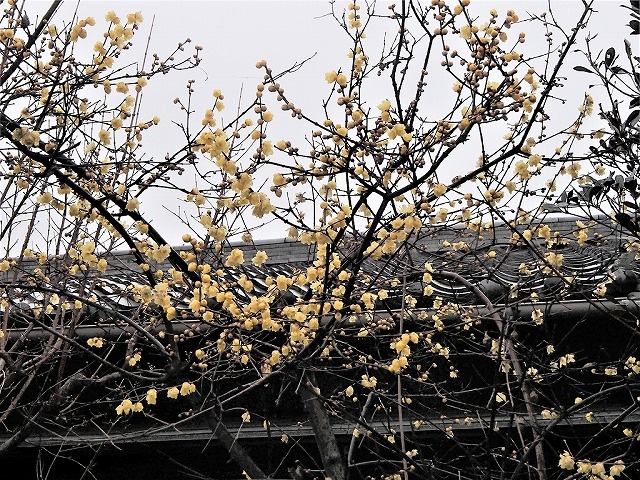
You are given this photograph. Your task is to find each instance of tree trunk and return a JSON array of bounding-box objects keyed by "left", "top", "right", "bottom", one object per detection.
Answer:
[{"left": 300, "top": 371, "right": 346, "bottom": 480}]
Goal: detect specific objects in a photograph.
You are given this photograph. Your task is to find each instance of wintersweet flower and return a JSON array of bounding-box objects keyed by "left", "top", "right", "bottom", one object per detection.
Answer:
[
  {"left": 36, "top": 192, "right": 53, "bottom": 204},
  {"left": 541, "top": 409, "right": 556, "bottom": 419},
  {"left": 225, "top": 249, "right": 245, "bottom": 267},
  {"left": 97, "top": 258, "right": 108, "bottom": 273},
  {"left": 167, "top": 387, "right": 179, "bottom": 399},
  {"left": 202, "top": 109, "right": 215, "bottom": 127},
  {"left": 180, "top": 382, "right": 196, "bottom": 396},
  {"left": 115, "top": 399, "right": 133, "bottom": 415},
  {"left": 576, "top": 461, "right": 591, "bottom": 474},
  {"left": 231, "top": 172, "right": 253, "bottom": 192},
  {"left": 111, "top": 117, "right": 123, "bottom": 130},
  {"left": 268, "top": 350, "right": 280, "bottom": 365},
  {"left": 146, "top": 389, "right": 157, "bottom": 405},
  {"left": 514, "top": 160, "right": 531, "bottom": 180},
  {"left": 325, "top": 70, "right": 338, "bottom": 83},
  {"left": 116, "top": 82, "right": 128, "bottom": 94},
  {"left": 566, "top": 162, "right": 581, "bottom": 179},
  {"left": 98, "top": 129, "right": 111, "bottom": 145},
  {"left": 125, "top": 197, "right": 140, "bottom": 211},
  {"left": 591, "top": 463, "right": 605, "bottom": 475},
  {"left": 262, "top": 141, "right": 273, "bottom": 156},
  {"left": 544, "top": 252, "right": 564, "bottom": 268},
  {"left": 105, "top": 11, "right": 120, "bottom": 23},
  {"left": 432, "top": 184, "right": 447, "bottom": 197},
  {"left": 558, "top": 451, "right": 575, "bottom": 470},
  {"left": 610, "top": 460, "right": 626, "bottom": 476},
  {"left": 12, "top": 127, "right": 40, "bottom": 147},
  {"left": 128, "top": 353, "right": 141, "bottom": 366},
  {"left": 252, "top": 251, "right": 268, "bottom": 266},
  {"left": 250, "top": 193, "right": 274, "bottom": 218},
  {"left": 360, "top": 375, "right": 377, "bottom": 388},
  {"left": 528, "top": 154, "right": 542, "bottom": 166},
  {"left": 531, "top": 309, "right": 543, "bottom": 325},
  {"left": 460, "top": 25, "right": 472, "bottom": 39},
  {"left": 126, "top": 12, "right": 143, "bottom": 24},
  {"left": 87, "top": 337, "right": 104, "bottom": 348}
]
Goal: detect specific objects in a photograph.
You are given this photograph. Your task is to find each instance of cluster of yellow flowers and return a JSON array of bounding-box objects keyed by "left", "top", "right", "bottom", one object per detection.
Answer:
[
  {"left": 388, "top": 332, "right": 420, "bottom": 374},
  {"left": 86, "top": 337, "right": 103, "bottom": 348},
  {"left": 559, "top": 452, "right": 626, "bottom": 477},
  {"left": 325, "top": 70, "right": 348, "bottom": 88},
  {"left": 194, "top": 129, "right": 230, "bottom": 161},
  {"left": 167, "top": 382, "right": 196, "bottom": 399},
  {"left": 114, "top": 384, "right": 191, "bottom": 415},
  {"left": 225, "top": 248, "right": 245, "bottom": 268},
  {"left": 12, "top": 127, "right": 40, "bottom": 148},
  {"left": 115, "top": 399, "right": 143, "bottom": 415},
  {"left": 624, "top": 356, "right": 640, "bottom": 375},
  {"left": 347, "top": 2, "right": 362, "bottom": 30}
]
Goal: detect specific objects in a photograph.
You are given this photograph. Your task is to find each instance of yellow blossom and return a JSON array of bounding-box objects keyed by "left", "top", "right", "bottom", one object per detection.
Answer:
[
  {"left": 514, "top": 160, "right": 531, "bottom": 180},
  {"left": 610, "top": 460, "right": 626, "bottom": 476},
  {"left": 125, "top": 197, "right": 140, "bottom": 211},
  {"left": 98, "top": 129, "right": 111, "bottom": 145},
  {"left": 128, "top": 352, "right": 141, "bottom": 366},
  {"left": 325, "top": 70, "right": 338, "bottom": 83},
  {"left": 87, "top": 337, "right": 104, "bottom": 348},
  {"left": 180, "top": 382, "right": 196, "bottom": 396},
  {"left": 167, "top": 387, "right": 179, "bottom": 399},
  {"left": 432, "top": 184, "right": 447, "bottom": 197},
  {"left": 531, "top": 309, "right": 543, "bottom": 325},
  {"left": 111, "top": 117, "right": 123, "bottom": 130},
  {"left": 558, "top": 451, "right": 575, "bottom": 470},
  {"left": 377, "top": 99, "right": 391, "bottom": 111},
  {"left": 105, "top": 11, "right": 120, "bottom": 23},
  {"left": 126, "top": 11, "right": 143, "bottom": 24},
  {"left": 115, "top": 399, "right": 133, "bottom": 415},
  {"left": 460, "top": 25, "right": 472, "bottom": 39},
  {"left": 146, "top": 389, "right": 157, "bottom": 404},
  {"left": 231, "top": 172, "right": 253, "bottom": 192},
  {"left": 116, "top": 82, "right": 128, "bottom": 94},
  {"left": 565, "top": 162, "right": 581, "bottom": 179},
  {"left": 36, "top": 192, "right": 53, "bottom": 204},
  {"left": 528, "top": 154, "right": 542, "bottom": 166},
  {"left": 12, "top": 127, "right": 40, "bottom": 148},
  {"left": 225, "top": 248, "right": 245, "bottom": 267}
]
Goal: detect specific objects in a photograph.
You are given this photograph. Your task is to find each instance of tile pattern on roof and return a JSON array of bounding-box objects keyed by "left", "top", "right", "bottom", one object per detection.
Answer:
[{"left": 1, "top": 217, "right": 636, "bottom": 321}]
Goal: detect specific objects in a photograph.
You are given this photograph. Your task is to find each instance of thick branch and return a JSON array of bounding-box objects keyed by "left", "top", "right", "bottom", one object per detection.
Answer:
[{"left": 299, "top": 371, "right": 346, "bottom": 480}]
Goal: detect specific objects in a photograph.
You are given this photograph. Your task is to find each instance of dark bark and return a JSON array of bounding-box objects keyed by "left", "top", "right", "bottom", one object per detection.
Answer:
[{"left": 300, "top": 371, "right": 346, "bottom": 480}]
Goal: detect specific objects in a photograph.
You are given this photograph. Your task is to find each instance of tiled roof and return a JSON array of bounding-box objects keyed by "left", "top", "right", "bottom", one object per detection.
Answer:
[{"left": 2, "top": 215, "right": 637, "bottom": 333}]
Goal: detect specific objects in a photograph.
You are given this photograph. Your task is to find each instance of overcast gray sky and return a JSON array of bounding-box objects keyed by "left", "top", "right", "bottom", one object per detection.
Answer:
[{"left": 27, "top": 0, "right": 633, "bottom": 244}]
